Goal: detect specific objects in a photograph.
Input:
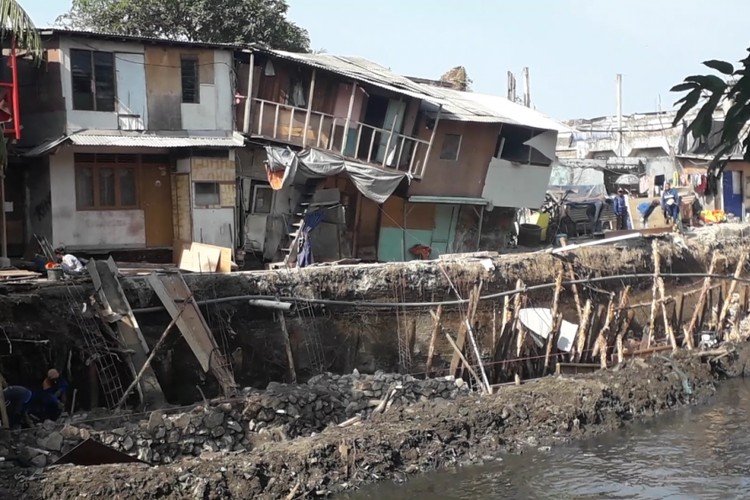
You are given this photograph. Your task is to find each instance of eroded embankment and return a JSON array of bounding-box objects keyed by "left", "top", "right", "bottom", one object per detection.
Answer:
[{"left": 15, "top": 342, "right": 750, "bottom": 499}]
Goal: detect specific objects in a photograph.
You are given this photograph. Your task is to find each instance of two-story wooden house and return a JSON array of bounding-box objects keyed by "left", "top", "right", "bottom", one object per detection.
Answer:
[
  {"left": 235, "top": 48, "right": 565, "bottom": 263},
  {"left": 14, "top": 29, "right": 243, "bottom": 257}
]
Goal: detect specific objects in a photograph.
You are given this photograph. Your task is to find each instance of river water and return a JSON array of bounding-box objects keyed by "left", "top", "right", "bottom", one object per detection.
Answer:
[{"left": 348, "top": 379, "right": 750, "bottom": 499}]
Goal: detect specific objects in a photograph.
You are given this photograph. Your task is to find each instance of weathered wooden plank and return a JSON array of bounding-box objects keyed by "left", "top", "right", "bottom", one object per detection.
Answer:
[{"left": 147, "top": 272, "right": 237, "bottom": 397}]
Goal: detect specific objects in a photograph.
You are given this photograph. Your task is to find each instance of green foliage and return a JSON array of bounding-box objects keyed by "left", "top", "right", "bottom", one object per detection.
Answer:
[
  {"left": 0, "top": 0, "right": 41, "bottom": 59},
  {"left": 57, "top": 0, "right": 310, "bottom": 52},
  {"left": 672, "top": 51, "right": 750, "bottom": 168}
]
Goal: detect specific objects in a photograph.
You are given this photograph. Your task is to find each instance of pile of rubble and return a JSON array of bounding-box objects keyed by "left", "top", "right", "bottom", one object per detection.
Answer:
[{"left": 7, "top": 371, "right": 469, "bottom": 467}]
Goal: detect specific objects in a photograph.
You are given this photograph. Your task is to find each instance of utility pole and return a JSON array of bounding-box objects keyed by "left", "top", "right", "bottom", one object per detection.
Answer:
[
  {"left": 522, "top": 67, "right": 531, "bottom": 108},
  {"left": 616, "top": 73, "right": 623, "bottom": 157}
]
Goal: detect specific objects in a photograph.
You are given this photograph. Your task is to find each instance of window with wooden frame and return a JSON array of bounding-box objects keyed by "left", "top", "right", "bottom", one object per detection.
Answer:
[
  {"left": 181, "top": 57, "right": 199, "bottom": 103},
  {"left": 74, "top": 154, "right": 139, "bottom": 210},
  {"left": 70, "top": 49, "right": 116, "bottom": 111}
]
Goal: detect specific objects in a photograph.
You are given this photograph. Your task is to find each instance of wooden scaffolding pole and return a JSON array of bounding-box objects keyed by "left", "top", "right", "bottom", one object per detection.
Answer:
[
  {"left": 646, "top": 240, "right": 660, "bottom": 349},
  {"left": 717, "top": 252, "right": 748, "bottom": 336},
  {"left": 684, "top": 253, "right": 720, "bottom": 349}
]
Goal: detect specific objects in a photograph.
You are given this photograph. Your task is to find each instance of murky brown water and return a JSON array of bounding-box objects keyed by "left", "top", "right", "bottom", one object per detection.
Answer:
[{"left": 348, "top": 379, "right": 750, "bottom": 499}]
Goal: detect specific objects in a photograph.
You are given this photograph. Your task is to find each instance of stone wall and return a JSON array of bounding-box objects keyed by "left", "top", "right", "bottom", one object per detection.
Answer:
[{"left": 7, "top": 372, "right": 469, "bottom": 467}]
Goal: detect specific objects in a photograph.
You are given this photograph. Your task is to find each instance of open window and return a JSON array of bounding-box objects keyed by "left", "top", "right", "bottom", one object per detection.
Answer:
[
  {"left": 181, "top": 57, "right": 199, "bottom": 103},
  {"left": 70, "top": 49, "right": 115, "bottom": 111},
  {"left": 494, "top": 124, "right": 552, "bottom": 166}
]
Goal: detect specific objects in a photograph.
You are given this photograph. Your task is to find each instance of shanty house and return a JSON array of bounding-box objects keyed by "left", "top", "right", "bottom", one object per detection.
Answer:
[
  {"left": 14, "top": 29, "right": 243, "bottom": 257},
  {"left": 235, "top": 49, "right": 564, "bottom": 264}
]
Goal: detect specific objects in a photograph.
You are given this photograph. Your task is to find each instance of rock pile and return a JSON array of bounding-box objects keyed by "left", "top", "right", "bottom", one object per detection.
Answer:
[{"left": 7, "top": 371, "right": 469, "bottom": 467}]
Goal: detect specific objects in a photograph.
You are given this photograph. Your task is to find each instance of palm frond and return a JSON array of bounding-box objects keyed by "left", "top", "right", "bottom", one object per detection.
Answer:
[{"left": 0, "top": 0, "right": 41, "bottom": 59}]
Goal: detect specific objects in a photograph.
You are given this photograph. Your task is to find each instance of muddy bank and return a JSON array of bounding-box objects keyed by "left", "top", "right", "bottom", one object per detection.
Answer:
[{"left": 14, "top": 342, "right": 750, "bottom": 499}]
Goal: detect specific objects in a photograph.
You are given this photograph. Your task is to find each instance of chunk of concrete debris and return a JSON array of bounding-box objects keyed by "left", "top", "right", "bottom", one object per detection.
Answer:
[
  {"left": 42, "top": 432, "right": 63, "bottom": 452},
  {"left": 203, "top": 411, "right": 224, "bottom": 429}
]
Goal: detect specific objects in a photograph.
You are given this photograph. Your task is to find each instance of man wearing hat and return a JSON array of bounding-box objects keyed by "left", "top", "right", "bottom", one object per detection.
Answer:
[{"left": 613, "top": 188, "right": 632, "bottom": 230}]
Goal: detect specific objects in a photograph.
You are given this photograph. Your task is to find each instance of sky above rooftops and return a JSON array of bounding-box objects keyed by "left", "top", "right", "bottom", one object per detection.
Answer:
[{"left": 23, "top": 0, "right": 750, "bottom": 122}]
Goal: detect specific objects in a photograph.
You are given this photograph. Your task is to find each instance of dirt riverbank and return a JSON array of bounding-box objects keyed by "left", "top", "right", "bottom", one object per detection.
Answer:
[{"left": 12, "top": 341, "right": 750, "bottom": 499}]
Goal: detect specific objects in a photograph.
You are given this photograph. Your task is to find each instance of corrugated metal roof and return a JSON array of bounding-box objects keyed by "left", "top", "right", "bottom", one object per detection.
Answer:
[
  {"left": 25, "top": 132, "right": 245, "bottom": 157},
  {"left": 261, "top": 48, "right": 567, "bottom": 132},
  {"left": 39, "top": 28, "right": 239, "bottom": 50}
]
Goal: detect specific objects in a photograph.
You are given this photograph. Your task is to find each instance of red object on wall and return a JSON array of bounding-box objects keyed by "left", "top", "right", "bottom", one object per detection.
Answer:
[{"left": 0, "top": 40, "right": 21, "bottom": 141}]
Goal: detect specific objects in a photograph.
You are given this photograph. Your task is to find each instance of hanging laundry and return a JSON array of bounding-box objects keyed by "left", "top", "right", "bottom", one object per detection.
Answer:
[{"left": 639, "top": 175, "right": 649, "bottom": 194}]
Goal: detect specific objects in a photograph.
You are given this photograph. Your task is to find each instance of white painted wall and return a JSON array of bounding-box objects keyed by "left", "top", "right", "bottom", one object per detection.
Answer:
[
  {"left": 49, "top": 148, "right": 146, "bottom": 249},
  {"left": 482, "top": 158, "right": 553, "bottom": 209},
  {"left": 60, "top": 37, "right": 147, "bottom": 133},
  {"left": 181, "top": 50, "right": 233, "bottom": 131}
]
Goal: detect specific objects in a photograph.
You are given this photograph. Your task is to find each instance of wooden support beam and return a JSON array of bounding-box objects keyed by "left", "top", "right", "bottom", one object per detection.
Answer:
[
  {"left": 717, "top": 252, "right": 747, "bottom": 336},
  {"left": 574, "top": 299, "right": 593, "bottom": 362},
  {"left": 465, "top": 318, "right": 492, "bottom": 394},
  {"left": 341, "top": 83, "right": 358, "bottom": 153},
  {"left": 544, "top": 264, "right": 565, "bottom": 374},
  {"left": 593, "top": 299, "right": 615, "bottom": 369},
  {"left": 559, "top": 237, "right": 583, "bottom": 321},
  {"left": 302, "top": 69, "right": 316, "bottom": 148},
  {"left": 277, "top": 312, "right": 297, "bottom": 383},
  {"left": 646, "top": 240, "right": 660, "bottom": 349},
  {"left": 449, "top": 284, "right": 481, "bottom": 376},
  {"left": 684, "top": 253, "right": 720, "bottom": 349},
  {"left": 425, "top": 305, "right": 443, "bottom": 377},
  {"left": 657, "top": 278, "right": 677, "bottom": 350},
  {"left": 513, "top": 279, "right": 526, "bottom": 357},
  {"left": 242, "top": 51, "right": 255, "bottom": 134}
]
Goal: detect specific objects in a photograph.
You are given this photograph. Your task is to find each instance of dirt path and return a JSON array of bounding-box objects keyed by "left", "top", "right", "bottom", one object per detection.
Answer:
[{"left": 13, "top": 342, "right": 750, "bottom": 499}]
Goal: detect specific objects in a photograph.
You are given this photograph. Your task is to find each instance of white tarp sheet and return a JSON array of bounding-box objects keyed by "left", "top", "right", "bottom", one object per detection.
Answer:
[{"left": 518, "top": 307, "right": 578, "bottom": 352}]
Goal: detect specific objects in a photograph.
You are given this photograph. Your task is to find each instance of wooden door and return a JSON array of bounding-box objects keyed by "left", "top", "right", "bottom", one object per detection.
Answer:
[{"left": 140, "top": 165, "right": 173, "bottom": 247}]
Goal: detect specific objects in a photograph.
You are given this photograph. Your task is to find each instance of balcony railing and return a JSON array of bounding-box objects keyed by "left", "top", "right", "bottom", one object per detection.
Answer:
[{"left": 250, "top": 98, "right": 430, "bottom": 177}]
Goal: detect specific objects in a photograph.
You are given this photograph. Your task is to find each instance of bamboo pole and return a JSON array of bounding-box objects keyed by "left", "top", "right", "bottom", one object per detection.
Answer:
[
  {"left": 443, "top": 330, "right": 486, "bottom": 394},
  {"left": 559, "top": 237, "right": 583, "bottom": 321},
  {"left": 574, "top": 299, "right": 593, "bottom": 362},
  {"left": 544, "top": 265, "right": 565, "bottom": 374},
  {"left": 425, "top": 305, "right": 443, "bottom": 377},
  {"left": 717, "top": 252, "right": 748, "bottom": 335},
  {"left": 465, "top": 318, "right": 492, "bottom": 394},
  {"left": 513, "top": 279, "right": 525, "bottom": 357},
  {"left": 646, "top": 240, "right": 660, "bottom": 349},
  {"left": 449, "top": 284, "right": 481, "bottom": 375},
  {"left": 684, "top": 254, "right": 720, "bottom": 349},
  {"left": 593, "top": 299, "right": 615, "bottom": 369}
]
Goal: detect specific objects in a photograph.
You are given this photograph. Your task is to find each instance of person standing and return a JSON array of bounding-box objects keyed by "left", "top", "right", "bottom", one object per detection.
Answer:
[
  {"left": 613, "top": 188, "right": 632, "bottom": 230},
  {"left": 661, "top": 182, "right": 682, "bottom": 229}
]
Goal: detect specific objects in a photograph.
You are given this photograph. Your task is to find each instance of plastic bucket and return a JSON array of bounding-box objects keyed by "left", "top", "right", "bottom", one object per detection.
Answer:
[{"left": 518, "top": 223, "right": 542, "bottom": 247}]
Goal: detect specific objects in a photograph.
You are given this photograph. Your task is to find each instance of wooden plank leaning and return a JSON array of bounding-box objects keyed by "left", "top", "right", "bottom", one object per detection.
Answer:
[{"left": 684, "top": 253, "right": 720, "bottom": 349}]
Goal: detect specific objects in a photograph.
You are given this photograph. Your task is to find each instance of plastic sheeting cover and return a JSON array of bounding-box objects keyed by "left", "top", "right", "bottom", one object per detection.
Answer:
[
  {"left": 518, "top": 307, "right": 578, "bottom": 352},
  {"left": 265, "top": 146, "right": 408, "bottom": 204}
]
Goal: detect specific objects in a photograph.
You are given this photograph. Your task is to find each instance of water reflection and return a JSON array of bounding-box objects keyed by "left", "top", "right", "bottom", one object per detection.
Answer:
[{"left": 346, "top": 379, "right": 750, "bottom": 499}]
